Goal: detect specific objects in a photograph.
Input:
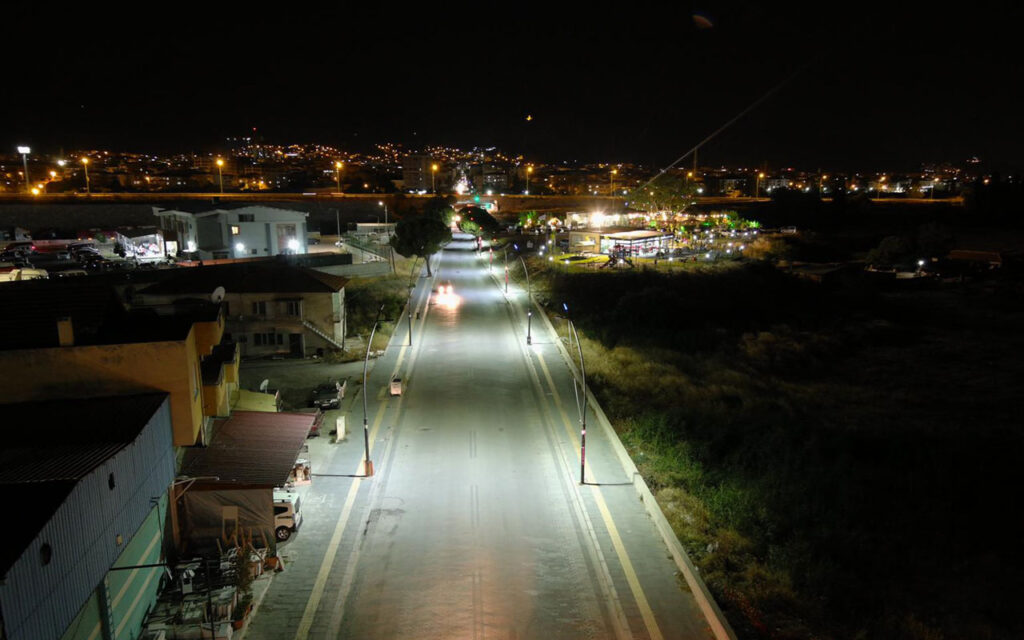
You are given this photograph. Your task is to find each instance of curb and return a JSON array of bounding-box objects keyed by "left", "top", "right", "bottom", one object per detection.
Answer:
[{"left": 492, "top": 257, "right": 737, "bottom": 640}]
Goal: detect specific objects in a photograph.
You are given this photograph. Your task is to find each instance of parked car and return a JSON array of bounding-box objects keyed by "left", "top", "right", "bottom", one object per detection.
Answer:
[
  {"left": 273, "top": 489, "right": 303, "bottom": 541},
  {"left": 309, "top": 381, "right": 342, "bottom": 409}
]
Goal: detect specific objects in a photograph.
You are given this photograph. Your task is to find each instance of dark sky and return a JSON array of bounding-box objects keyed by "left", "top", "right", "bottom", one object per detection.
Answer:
[{"left": 4, "top": 3, "right": 1021, "bottom": 172}]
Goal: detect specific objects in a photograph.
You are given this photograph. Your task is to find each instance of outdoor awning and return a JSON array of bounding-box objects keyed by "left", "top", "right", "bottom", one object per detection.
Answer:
[{"left": 181, "top": 411, "right": 314, "bottom": 486}]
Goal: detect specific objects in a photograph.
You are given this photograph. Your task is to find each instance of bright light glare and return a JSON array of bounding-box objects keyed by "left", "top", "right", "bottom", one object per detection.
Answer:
[
  {"left": 235, "top": 242, "right": 245, "bottom": 252},
  {"left": 287, "top": 238, "right": 300, "bottom": 251},
  {"left": 17, "top": 146, "right": 30, "bottom": 154},
  {"left": 591, "top": 211, "right": 606, "bottom": 228}
]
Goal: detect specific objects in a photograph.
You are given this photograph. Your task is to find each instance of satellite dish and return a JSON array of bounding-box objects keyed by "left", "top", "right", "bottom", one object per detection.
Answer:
[
  {"left": 259, "top": 379, "right": 269, "bottom": 393},
  {"left": 211, "top": 286, "right": 226, "bottom": 303}
]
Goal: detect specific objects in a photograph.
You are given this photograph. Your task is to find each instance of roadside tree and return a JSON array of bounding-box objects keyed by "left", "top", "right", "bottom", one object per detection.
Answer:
[{"left": 392, "top": 215, "right": 452, "bottom": 276}]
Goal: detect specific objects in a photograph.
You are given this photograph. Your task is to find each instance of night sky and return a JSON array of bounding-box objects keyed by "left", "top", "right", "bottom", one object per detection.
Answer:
[{"left": 4, "top": 4, "right": 1021, "bottom": 171}]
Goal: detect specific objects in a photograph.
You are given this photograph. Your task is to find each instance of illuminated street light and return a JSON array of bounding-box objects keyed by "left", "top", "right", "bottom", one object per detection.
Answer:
[
  {"left": 526, "top": 165, "right": 534, "bottom": 195},
  {"left": 335, "top": 161, "right": 344, "bottom": 194},
  {"left": 361, "top": 304, "right": 386, "bottom": 477},
  {"left": 379, "top": 201, "right": 388, "bottom": 227},
  {"left": 610, "top": 168, "right": 617, "bottom": 195},
  {"left": 17, "top": 146, "right": 31, "bottom": 193},
  {"left": 514, "top": 243, "right": 532, "bottom": 345},
  {"left": 756, "top": 172, "right": 765, "bottom": 198},
  {"left": 81, "top": 157, "right": 91, "bottom": 195},
  {"left": 431, "top": 163, "right": 438, "bottom": 193},
  {"left": 562, "top": 303, "right": 589, "bottom": 485},
  {"left": 216, "top": 158, "right": 225, "bottom": 194},
  {"left": 235, "top": 242, "right": 245, "bottom": 254},
  {"left": 287, "top": 238, "right": 300, "bottom": 252}
]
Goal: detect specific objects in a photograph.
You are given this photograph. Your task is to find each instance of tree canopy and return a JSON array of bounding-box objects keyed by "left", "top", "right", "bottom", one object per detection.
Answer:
[
  {"left": 628, "top": 175, "right": 698, "bottom": 213},
  {"left": 458, "top": 206, "right": 500, "bottom": 236},
  {"left": 391, "top": 214, "right": 452, "bottom": 276}
]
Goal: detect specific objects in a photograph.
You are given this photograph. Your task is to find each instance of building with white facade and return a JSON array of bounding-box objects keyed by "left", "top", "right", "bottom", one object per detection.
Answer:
[{"left": 154, "top": 205, "right": 308, "bottom": 260}]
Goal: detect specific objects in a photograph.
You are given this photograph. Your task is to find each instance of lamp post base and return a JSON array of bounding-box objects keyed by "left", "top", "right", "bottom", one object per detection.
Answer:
[{"left": 361, "top": 460, "right": 375, "bottom": 477}]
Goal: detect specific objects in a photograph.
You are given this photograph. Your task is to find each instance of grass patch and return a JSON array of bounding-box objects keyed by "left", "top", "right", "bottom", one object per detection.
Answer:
[{"left": 540, "top": 264, "right": 1024, "bottom": 639}]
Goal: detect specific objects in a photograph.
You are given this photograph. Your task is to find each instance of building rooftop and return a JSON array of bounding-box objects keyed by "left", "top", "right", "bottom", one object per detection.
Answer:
[
  {"left": 0, "top": 393, "right": 169, "bottom": 577},
  {"left": 139, "top": 262, "right": 348, "bottom": 295},
  {"left": 179, "top": 411, "right": 315, "bottom": 486},
  {"left": 0, "top": 280, "right": 222, "bottom": 351}
]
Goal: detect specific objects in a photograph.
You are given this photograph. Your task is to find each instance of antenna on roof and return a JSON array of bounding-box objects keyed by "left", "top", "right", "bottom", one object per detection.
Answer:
[
  {"left": 211, "top": 286, "right": 226, "bottom": 303},
  {"left": 259, "top": 379, "right": 269, "bottom": 393}
]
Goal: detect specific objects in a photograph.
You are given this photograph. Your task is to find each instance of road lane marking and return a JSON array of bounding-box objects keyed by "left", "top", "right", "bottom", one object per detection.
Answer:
[
  {"left": 536, "top": 351, "right": 666, "bottom": 640},
  {"left": 295, "top": 386, "right": 391, "bottom": 639},
  {"left": 518, "top": 339, "right": 632, "bottom": 639},
  {"left": 321, "top": 278, "right": 434, "bottom": 637}
]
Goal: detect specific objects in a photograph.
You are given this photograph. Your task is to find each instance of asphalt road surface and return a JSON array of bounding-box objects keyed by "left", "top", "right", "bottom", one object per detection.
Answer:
[{"left": 244, "top": 234, "right": 722, "bottom": 640}]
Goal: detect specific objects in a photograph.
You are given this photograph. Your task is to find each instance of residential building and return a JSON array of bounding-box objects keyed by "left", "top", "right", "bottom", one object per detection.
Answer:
[
  {"left": 0, "top": 281, "right": 235, "bottom": 447},
  {"left": 133, "top": 262, "right": 348, "bottom": 357},
  {"left": 154, "top": 204, "right": 309, "bottom": 259}
]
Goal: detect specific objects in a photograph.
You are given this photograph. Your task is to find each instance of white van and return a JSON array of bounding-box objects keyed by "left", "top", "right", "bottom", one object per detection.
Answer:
[
  {"left": 273, "top": 489, "right": 303, "bottom": 541},
  {"left": 389, "top": 377, "right": 403, "bottom": 396}
]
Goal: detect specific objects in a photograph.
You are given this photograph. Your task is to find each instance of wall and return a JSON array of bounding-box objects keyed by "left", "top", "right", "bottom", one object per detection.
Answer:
[
  {"left": 225, "top": 290, "right": 340, "bottom": 357},
  {"left": 0, "top": 334, "right": 204, "bottom": 446},
  {"left": 0, "top": 400, "right": 175, "bottom": 640}
]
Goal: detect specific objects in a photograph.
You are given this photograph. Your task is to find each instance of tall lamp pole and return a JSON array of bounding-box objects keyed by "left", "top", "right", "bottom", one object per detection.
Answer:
[
  {"left": 335, "top": 161, "right": 344, "bottom": 194},
  {"left": 431, "top": 163, "right": 438, "bottom": 193},
  {"left": 514, "top": 244, "right": 532, "bottom": 344},
  {"left": 756, "top": 172, "right": 764, "bottom": 198},
  {"left": 81, "top": 157, "right": 91, "bottom": 195},
  {"left": 216, "top": 158, "right": 225, "bottom": 194},
  {"left": 526, "top": 165, "right": 533, "bottom": 194},
  {"left": 16, "top": 146, "right": 31, "bottom": 193},
  {"left": 610, "top": 168, "right": 617, "bottom": 196},
  {"left": 361, "top": 303, "right": 386, "bottom": 477},
  {"left": 563, "top": 303, "right": 588, "bottom": 484},
  {"left": 379, "top": 201, "right": 388, "bottom": 227}
]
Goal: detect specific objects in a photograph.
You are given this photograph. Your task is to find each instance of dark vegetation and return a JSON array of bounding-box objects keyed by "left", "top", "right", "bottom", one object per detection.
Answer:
[{"left": 544, "top": 257, "right": 1024, "bottom": 638}]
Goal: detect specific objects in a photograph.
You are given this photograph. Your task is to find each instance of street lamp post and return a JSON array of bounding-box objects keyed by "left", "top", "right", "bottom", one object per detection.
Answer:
[
  {"left": 81, "top": 157, "right": 91, "bottom": 195},
  {"left": 526, "top": 165, "right": 533, "bottom": 194},
  {"left": 16, "top": 146, "right": 31, "bottom": 193},
  {"left": 431, "top": 163, "right": 438, "bottom": 193},
  {"left": 216, "top": 158, "right": 224, "bottom": 194},
  {"left": 335, "top": 161, "right": 344, "bottom": 194},
  {"left": 514, "top": 244, "right": 532, "bottom": 344},
  {"left": 379, "top": 201, "right": 388, "bottom": 226},
  {"left": 610, "top": 168, "right": 617, "bottom": 195},
  {"left": 563, "top": 303, "right": 588, "bottom": 484},
  {"left": 361, "top": 303, "right": 385, "bottom": 477},
  {"left": 756, "top": 172, "right": 764, "bottom": 198}
]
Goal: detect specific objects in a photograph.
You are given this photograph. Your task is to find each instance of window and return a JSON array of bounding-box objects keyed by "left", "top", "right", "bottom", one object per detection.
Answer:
[
  {"left": 231, "top": 225, "right": 241, "bottom": 235},
  {"left": 252, "top": 301, "right": 267, "bottom": 316},
  {"left": 285, "top": 301, "right": 301, "bottom": 316},
  {"left": 254, "top": 332, "right": 278, "bottom": 346},
  {"left": 238, "top": 214, "right": 255, "bottom": 222},
  {"left": 251, "top": 248, "right": 258, "bottom": 255}
]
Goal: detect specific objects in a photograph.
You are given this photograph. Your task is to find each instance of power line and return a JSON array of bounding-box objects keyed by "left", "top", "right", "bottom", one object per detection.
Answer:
[{"left": 638, "top": 64, "right": 808, "bottom": 192}]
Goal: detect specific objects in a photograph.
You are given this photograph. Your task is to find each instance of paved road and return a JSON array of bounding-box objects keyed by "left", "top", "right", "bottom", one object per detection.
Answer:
[{"left": 244, "top": 234, "right": 721, "bottom": 639}]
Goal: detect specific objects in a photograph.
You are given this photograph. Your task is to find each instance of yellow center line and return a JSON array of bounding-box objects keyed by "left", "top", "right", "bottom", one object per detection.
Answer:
[
  {"left": 536, "top": 351, "right": 665, "bottom": 640},
  {"left": 294, "top": 388, "right": 390, "bottom": 639}
]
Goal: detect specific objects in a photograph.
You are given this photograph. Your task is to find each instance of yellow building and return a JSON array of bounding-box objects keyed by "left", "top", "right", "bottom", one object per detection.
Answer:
[{"left": 0, "top": 282, "right": 236, "bottom": 447}]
